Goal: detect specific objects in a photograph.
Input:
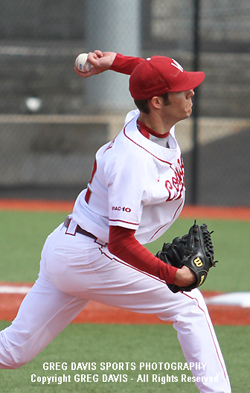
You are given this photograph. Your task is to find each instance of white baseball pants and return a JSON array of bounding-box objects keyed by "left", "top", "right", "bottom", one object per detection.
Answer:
[{"left": 0, "top": 221, "right": 231, "bottom": 393}]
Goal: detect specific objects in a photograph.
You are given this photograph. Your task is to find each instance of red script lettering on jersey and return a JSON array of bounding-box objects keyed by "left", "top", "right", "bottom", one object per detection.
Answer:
[{"left": 165, "top": 156, "right": 185, "bottom": 202}]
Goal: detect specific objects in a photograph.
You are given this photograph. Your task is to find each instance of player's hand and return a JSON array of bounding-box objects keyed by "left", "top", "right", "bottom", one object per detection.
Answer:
[
  {"left": 173, "top": 266, "right": 196, "bottom": 288},
  {"left": 74, "top": 50, "right": 117, "bottom": 78}
]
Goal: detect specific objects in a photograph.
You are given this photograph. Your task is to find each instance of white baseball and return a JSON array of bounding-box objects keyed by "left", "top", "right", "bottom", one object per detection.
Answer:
[{"left": 75, "top": 53, "right": 92, "bottom": 72}]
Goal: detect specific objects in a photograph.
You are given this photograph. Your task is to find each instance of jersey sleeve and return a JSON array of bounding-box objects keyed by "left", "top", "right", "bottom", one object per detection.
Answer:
[
  {"left": 110, "top": 53, "right": 144, "bottom": 75},
  {"left": 106, "top": 152, "right": 147, "bottom": 231}
]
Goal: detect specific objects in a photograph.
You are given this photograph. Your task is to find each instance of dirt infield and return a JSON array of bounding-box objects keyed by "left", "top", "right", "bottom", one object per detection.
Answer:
[{"left": 0, "top": 284, "right": 249, "bottom": 326}]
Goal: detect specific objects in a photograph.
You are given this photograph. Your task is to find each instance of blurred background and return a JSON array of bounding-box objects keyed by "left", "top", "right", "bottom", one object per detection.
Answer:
[{"left": 0, "top": 0, "right": 249, "bottom": 206}]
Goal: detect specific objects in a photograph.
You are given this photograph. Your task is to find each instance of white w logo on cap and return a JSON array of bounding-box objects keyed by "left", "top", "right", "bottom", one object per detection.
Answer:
[{"left": 171, "top": 59, "right": 184, "bottom": 72}]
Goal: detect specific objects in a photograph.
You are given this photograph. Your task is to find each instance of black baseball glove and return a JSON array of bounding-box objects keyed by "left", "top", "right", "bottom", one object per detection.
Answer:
[{"left": 156, "top": 221, "right": 217, "bottom": 293}]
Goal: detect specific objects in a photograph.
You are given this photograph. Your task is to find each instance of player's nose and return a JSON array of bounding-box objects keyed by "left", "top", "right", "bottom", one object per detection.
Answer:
[{"left": 186, "top": 89, "right": 195, "bottom": 99}]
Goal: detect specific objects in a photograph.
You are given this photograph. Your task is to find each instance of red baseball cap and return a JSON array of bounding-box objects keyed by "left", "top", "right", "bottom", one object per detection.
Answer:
[{"left": 129, "top": 56, "right": 205, "bottom": 100}]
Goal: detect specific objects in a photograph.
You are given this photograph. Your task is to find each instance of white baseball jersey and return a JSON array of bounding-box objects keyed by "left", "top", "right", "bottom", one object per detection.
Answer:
[{"left": 73, "top": 110, "right": 185, "bottom": 244}]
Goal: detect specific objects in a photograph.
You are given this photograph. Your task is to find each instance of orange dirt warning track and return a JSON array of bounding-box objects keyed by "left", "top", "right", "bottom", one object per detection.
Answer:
[
  {"left": 0, "top": 201, "right": 250, "bottom": 326},
  {"left": 1, "top": 199, "right": 250, "bottom": 221},
  {"left": 0, "top": 284, "right": 250, "bottom": 326}
]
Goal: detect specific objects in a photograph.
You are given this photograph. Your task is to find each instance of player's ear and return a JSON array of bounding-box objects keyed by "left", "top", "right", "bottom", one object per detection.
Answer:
[{"left": 150, "top": 96, "right": 163, "bottom": 109}]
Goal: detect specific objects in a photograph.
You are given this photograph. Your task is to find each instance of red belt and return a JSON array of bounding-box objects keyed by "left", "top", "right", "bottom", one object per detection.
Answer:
[{"left": 64, "top": 217, "right": 97, "bottom": 240}]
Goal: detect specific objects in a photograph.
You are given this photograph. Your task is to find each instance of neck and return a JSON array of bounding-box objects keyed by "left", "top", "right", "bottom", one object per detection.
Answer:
[{"left": 138, "top": 112, "right": 174, "bottom": 135}]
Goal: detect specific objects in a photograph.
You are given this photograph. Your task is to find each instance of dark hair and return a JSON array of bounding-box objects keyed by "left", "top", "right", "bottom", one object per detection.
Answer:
[
  {"left": 134, "top": 92, "right": 170, "bottom": 114},
  {"left": 134, "top": 99, "right": 150, "bottom": 114}
]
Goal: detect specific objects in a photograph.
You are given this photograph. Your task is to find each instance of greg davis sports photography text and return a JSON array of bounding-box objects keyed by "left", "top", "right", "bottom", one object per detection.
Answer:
[{"left": 30, "top": 360, "right": 219, "bottom": 386}]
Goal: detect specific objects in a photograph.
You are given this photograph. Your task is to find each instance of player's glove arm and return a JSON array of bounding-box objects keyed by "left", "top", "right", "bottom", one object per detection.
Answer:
[
  {"left": 156, "top": 222, "right": 217, "bottom": 292},
  {"left": 108, "top": 225, "right": 177, "bottom": 284}
]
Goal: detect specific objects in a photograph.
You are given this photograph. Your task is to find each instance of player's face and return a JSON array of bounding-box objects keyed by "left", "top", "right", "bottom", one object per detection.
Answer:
[{"left": 163, "top": 89, "right": 195, "bottom": 123}]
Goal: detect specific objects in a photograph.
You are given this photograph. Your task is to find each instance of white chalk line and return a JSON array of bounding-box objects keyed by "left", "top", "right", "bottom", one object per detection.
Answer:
[
  {"left": 0, "top": 284, "right": 32, "bottom": 295},
  {"left": 205, "top": 292, "right": 250, "bottom": 308},
  {"left": 0, "top": 285, "right": 250, "bottom": 308}
]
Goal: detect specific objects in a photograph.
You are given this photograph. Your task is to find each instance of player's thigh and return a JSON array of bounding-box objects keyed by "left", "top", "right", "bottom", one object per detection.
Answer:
[
  {"left": 87, "top": 260, "right": 206, "bottom": 322},
  {"left": 48, "top": 242, "right": 204, "bottom": 322},
  {"left": 42, "top": 228, "right": 206, "bottom": 322}
]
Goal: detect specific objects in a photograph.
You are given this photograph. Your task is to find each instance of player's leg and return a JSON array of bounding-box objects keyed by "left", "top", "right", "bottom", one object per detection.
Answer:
[
  {"left": 91, "top": 264, "right": 231, "bottom": 393},
  {"left": 47, "top": 236, "right": 230, "bottom": 393},
  {"left": 0, "top": 236, "right": 89, "bottom": 369},
  {"left": 172, "top": 289, "right": 231, "bottom": 393}
]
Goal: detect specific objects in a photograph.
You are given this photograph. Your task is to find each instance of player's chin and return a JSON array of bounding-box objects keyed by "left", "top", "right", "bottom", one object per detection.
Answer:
[{"left": 186, "top": 107, "right": 193, "bottom": 118}]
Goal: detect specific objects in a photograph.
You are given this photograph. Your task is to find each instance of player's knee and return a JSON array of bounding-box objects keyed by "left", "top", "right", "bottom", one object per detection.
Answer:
[
  {"left": 1, "top": 355, "right": 29, "bottom": 369},
  {"left": 7, "top": 361, "right": 25, "bottom": 369},
  {"left": 174, "top": 300, "right": 209, "bottom": 329},
  {"left": 0, "top": 344, "right": 31, "bottom": 369}
]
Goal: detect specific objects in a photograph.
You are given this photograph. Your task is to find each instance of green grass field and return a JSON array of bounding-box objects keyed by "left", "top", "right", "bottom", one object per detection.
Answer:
[
  {"left": 0, "top": 210, "right": 249, "bottom": 292},
  {"left": 0, "top": 210, "right": 249, "bottom": 392},
  {"left": 0, "top": 322, "right": 249, "bottom": 393}
]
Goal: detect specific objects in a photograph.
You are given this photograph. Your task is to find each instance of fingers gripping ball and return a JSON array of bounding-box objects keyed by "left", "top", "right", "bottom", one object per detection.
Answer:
[
  {"left": 75, "top": 53, "right": 93, "bottom": 72},
  {"left": 157, "top": 221, "right": 217, "bottom": 293}
]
